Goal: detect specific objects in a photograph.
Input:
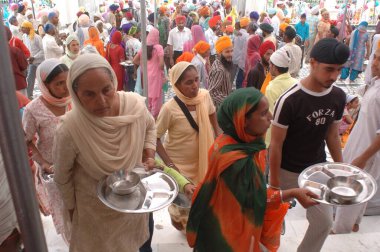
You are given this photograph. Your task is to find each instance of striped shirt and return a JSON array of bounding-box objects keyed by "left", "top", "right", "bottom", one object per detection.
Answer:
[{"left": 208, "top": 58, "right": 232, "bottom": 108}]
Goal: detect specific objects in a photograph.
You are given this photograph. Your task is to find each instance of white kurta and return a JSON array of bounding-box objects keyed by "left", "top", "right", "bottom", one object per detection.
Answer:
[
  {"left": 364, "top": 34, "right": 380, "bottom": 84},
  {"left": 333, "top": 78, "right": 380, "bottom": 233}
]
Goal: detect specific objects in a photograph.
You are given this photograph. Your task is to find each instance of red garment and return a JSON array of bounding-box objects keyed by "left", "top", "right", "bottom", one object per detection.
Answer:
[
  {"left": 106, "top": 31, "right": 125, "bottom": 91},
  {"left": 16, "top": 91, "right": 30, "bottom": 108},
  {"left": 9, "top": 46, "right": 28, "bottom": 90},
  {"left": 9, "top": 37, "right": 31, "bottom": 58},
  {"left": 243, "top": 35, "right": 262, "bottom": 87}
]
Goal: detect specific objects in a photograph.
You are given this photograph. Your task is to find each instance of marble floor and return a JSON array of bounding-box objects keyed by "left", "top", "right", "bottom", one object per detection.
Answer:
[{"left": 43, "top": 202, "right": 380, "bottom": 252}]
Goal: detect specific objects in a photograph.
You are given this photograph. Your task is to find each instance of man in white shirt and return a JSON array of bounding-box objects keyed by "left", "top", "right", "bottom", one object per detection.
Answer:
[
  {"left": 167, "top": 15, "right": 192, "bottom": 67},
  {"left": 42, "top": 24, "right": 64, "bottom": 60},
  {"left": 21, "top": 21, "right": 45, "bottom": 99},
  {"left": 191, "top": 41, "right": 211, "bottom": 89},
  {"left": 282, "top": 26, "right": 302, "bottom": 77},
  {"left": 205, "top": 15, "right": 221, "bottom": 66},
  {"left": 16, "top": 4, "right": 27, "bottom": 27},
  {"left": 232, "top": 17, "right": 250, "bottom": 89},
  {"left": 8, "top": 16, "right": 23, "bottom": 40},
  {"left": 268, "top": 8, "right": 280, "bottom": 36}
]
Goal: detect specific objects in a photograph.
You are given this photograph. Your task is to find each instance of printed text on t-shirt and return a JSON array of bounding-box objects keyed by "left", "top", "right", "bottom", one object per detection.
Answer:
[{"left": 306, "top": 109, "right": 336, "bottom": 125}]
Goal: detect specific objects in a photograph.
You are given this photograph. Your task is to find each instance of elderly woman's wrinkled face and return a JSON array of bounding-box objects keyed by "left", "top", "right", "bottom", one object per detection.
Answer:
[
  {"left": 322, "top": 12, "right": 330, "bottom": 20},
  {"left": 75, "top": 68, "right": 117, "bottom": 117},
  {"left": 244, "top": 97, "right": 272, "bottom": 136},
  {"left": 176, "top": 67, "right": 199, "bottom": 98}
]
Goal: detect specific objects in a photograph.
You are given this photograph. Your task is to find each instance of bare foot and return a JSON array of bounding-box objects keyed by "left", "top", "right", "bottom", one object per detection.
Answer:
[{"left": 352, "top": 224, "right": 359, "bottom": 232}]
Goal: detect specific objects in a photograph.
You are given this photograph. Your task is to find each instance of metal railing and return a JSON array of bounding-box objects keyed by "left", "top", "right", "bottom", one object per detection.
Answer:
[{"left": 0, "top": 18, "right": 48, "bottom": 252}]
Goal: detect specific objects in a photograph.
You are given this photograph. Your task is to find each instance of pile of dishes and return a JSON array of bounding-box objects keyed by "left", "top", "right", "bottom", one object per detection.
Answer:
[
  {"left": 97, "top": 169, "right": 179, "bottom": 213},
  {"left": 298, "top": 162, "right": 377, "bottom": 206}
]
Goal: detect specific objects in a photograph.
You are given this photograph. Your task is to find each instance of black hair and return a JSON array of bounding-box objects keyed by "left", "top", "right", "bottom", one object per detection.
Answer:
[
  {"left": 301, "top": 13, "right": 306, "bottom": 19},
  {"left": 45, "top": 64, "right": 69, "bottom": 84},
  {"left": 330, "top": 26, "right": 339, "bottom": 38},
  {"left": 147, "top": 45, "right": 154, "bottom": 60},
  {"left": 245, "top": 101, "right": 260, "bottom": 118},
  {"left": 284, "top": 26, "right": 296, "bottom": 40},
  {"left": 277, "top": 66, "right": 289, "bottom": 74},
  {"left": 175, "top": 65, "right": 197, "bottom": 85}
]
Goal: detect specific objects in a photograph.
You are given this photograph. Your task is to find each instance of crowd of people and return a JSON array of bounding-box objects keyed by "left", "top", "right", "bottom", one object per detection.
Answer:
[{"left": 1, "top": 0, "right": 380, "bottom": 252}]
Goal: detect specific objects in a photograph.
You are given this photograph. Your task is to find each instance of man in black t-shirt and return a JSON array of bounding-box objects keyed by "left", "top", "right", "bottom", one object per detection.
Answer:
[{"left": 269, "top": 38, "right": 350, "bottom": 252}]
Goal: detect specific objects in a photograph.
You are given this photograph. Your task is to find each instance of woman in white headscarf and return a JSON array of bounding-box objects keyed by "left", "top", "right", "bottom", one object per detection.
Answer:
[
  {"left": 22, "top": 58, "right": 71, "bottom": 239},
  {"left": 53, "top": 54, "right": 156, "bottom": 252},
  {"left": 61, "top": 34, "right": 80, "bottom": 68}
]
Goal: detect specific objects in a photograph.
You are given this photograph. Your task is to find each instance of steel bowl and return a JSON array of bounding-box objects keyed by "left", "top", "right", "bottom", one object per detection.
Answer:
[
  {"left": 106, "top": 171, "right": 141, "bottom": 195},
  {"left": 327, "top": 176, "right": 363, "bottom": 204}
]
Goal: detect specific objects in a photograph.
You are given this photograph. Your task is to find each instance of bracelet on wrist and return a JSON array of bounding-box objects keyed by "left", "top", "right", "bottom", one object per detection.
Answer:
[
  {"left": 167, "top": 162, "right": 175, "bottom": 168},
  {"left": 268, "top": 184, "right": 281, "bottom": 190}
]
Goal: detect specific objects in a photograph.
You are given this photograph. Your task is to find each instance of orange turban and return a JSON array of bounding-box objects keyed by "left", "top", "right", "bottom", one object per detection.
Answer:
[
  {"left": 193, "top": 41, "right": 210, "bottom": 54},
  {"left": 208, "top": 16, "right": 221, "bottom": 28},
  {"left": 225, "top": 25, "right": 234, "bottom": 33},
  {"left": 240, "top": 17, "right": 250, "bottom": 28},
  {"left": 215, "top": 36, "right": 233, "bottom": 54},
  {"left": 176, "top": 52, "right": 195, "bottom": 63},
  {"left": 159, "top": 6, "right": 167, "bottom": 15},
  {"left": 198, "top": 6, "right": 210, "bottom": 17},
  {"left": 279, "top": 22, "right": 289, "bottom": 32},
  {"left": 284, "top": 17, "right": 291, "bottom": 24},
  {"left": 225, "top": 0, "right": 231, "bottom": 9}
]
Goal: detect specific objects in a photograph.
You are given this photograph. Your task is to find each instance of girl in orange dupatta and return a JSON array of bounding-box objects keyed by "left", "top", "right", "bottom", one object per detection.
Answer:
[
  {"left": 84, "top": 26, "right": 106, "bottom": 57},
  {"left": 186, "top": 88, "right": 318, "bottom": 252}
]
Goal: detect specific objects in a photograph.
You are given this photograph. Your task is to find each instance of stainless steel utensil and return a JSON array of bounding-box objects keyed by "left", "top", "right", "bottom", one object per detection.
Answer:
[
  {"left": 106, "top": 171, "right": 141, "bottom": 195},
  {"left": 327, "top": 176, "right": 363, "bottom": 204}
]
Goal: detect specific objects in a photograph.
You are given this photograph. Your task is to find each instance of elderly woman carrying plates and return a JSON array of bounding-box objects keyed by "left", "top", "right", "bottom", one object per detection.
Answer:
[{"left": 53, "top": 54, "right": 156, "bottom": 252}]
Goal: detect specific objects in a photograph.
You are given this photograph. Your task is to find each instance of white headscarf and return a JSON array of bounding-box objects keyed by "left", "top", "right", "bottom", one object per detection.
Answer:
[
  {"left": 36, "top": 59, "right": 71, "bottom": 107},
  {"left": 62, "top": 54, "right": 154, "bottom": 175},
  {"left": 65, "top": 34, "right": 80, "bottom": 59}
]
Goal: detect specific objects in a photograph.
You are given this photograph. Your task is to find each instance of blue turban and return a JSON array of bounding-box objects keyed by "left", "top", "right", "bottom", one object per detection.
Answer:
[
  {"left": 48, "top": 11, "right": 57, "bottom": 21},
  {"left": 268, "top": 8, "right": 277, "bottom": 15},
  {"left": 250, "top": 11, "right": 259, "bottom": 21},
  {"left": 122, "top": 23, "right": 133, "bottom": 34},
  {"left": 18, "top": 4, "right": 25, "bottom": 13},
  {"left": 109, "top": 4, "right": 119, "bottom": 12},
  {"left": 359, "top": 21, "right": 368, "bottom": 28},
  {"left": 44, "top": 23, "right": 55, "bottom": 33}
]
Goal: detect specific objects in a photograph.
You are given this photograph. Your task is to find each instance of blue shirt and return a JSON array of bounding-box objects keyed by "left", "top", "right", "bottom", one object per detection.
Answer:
[{"left": 295, "top": 21, "right": 309, "bottom": 42}]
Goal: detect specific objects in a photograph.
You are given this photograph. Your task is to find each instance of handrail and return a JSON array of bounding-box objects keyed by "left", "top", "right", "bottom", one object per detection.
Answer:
[{"left": 0, "top": 18, "right": 48, "bottom": 252}]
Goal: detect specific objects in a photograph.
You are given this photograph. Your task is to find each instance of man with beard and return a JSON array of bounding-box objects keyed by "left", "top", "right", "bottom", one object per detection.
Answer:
[
  {"left": 260, "top": 23, "right": 276, "bottom": 48},
  {"left": 208, "top": 36, "right": 233, "bottom": 108},
  {"left": 167, "top": 15, "right": 192, "bottom": 66},
  {"left": 246, "top": 40, "right": 275, "bottom": 89},
  {"left": 269, "top": 38, "right": 350, "bottom": 252}
]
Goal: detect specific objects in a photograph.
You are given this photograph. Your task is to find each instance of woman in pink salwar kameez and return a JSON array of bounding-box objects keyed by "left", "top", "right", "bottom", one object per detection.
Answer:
[{"left": 134, "top": 27, "right": 165, "bottom": 118}]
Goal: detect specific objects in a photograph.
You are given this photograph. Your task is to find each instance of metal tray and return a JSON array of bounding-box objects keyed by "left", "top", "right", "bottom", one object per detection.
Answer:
[
  {"left": 298, "top": 162, "right": 377, "bottom": 206},
  {"left": 120, "top": 61, "right": 134, "bottom": 67},
  {"left": 97, "top": 171, "right": 178, "bottom": 213}
]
